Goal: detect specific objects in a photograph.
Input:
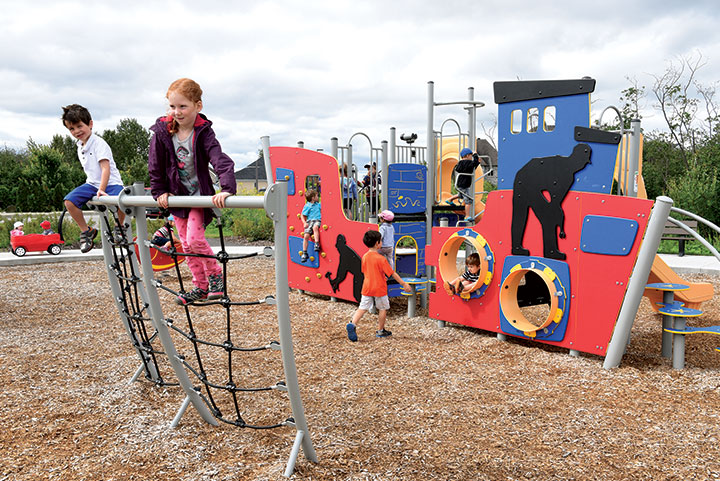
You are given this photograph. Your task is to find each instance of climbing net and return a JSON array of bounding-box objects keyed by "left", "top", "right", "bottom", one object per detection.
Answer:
[
  {"left": 99, "top": 206, "right": 176, "bottom": 387},
  {"left": 153, "top": 216, "right": 291, "bottom": 428},
  {"left": 92, "top": 182, "right": 316, "bottom": 476}
]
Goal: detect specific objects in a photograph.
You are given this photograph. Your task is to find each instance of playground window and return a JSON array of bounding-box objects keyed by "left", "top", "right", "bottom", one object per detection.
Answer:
[
  {"left": 527, "top": 108, "right": 539, "bottom": 133},
  {"left": 510, "top": 109, "right": 522, "bottom": 134},
  {"left": 305, "top": 175, "right": 321, "bottom": 198},
  {"left": 543, "top": 106, "right": 556, "bottom": 132}
]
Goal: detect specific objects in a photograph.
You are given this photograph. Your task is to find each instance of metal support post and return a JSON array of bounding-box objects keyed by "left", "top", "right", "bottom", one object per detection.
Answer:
[
  {"left": 604, "top": 196, "right": 673, "bottom": 369},
  {"left": 426, "top": 81, "right": 435, "bottom": 247},
  {"left": 381, "top": 140, "right": 388, "bottom": 213},
  {"left": 626, "top": 119, "right": 641, "bottom": 198},
  {"left": 265, "top": 181, "right": 318, "bottom": 471}
]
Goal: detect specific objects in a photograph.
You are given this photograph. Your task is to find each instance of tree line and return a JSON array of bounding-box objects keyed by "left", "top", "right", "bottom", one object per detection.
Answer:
[
  {"left": 613, "top": 52, "right": 720, "bottom": 236},
  {"left": 0, "top": 118, "right": 151, "bottom": 212},
  {"left": 1, "top": 54, "right": 719, "bottom": 239}
]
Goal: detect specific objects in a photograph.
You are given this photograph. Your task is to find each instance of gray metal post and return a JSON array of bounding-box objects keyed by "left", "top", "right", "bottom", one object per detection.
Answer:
[
  {"left": 261, "top": 136, "right": 273, "bottom": 186},
  {"left": 331, "top": 137, "right": 338, "bottom": 160},
  {"left": 604, "top": 196, "right": 673, "bottom": 369},
  {"left": 389, "top": 127, "right": 396, "bottom": 165},
  {"left": 626, "top": 119, "right": 641, "bottom": 198},
  {"left": 468, "top": 87, "right": 476, "bottom": 152},
  {"left": 264, "top": 181, "right": 318, "bottom": 472},
  {"left": 661, "top": 291, "right": 674, "bottom": 358},
  {"left": 672, "top": 317, "right": 686, "bottom": 369},
  {"left": 426, "top": 81, "right": 435, "bottom": 246},
  {"left": 381, "top": 140, "right": 388, "bottom": 213}
]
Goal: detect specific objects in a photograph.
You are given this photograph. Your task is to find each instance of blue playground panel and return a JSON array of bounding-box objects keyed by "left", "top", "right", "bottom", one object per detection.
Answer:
[
  {"left": 387, "top": 164, "right": 426, "bottom": 214},
  {"left": 580, "top": 215, "right": 639, "bottom": 256},
  {"left": 496, "top": 94, "right": 590, "bottom": 190},
  {"left": 288, "top": 235, "right": 319, "bottom": 268},
  {"left": 498, "top": 255, "right": 571, "bottom": 342},
  {"left": 275, "top": 167, "right": 296, "bottom": 195}
]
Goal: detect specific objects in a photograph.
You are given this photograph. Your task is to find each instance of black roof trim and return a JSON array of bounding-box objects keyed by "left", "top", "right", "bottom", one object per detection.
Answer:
[
  {"left": 574, "top": 126, "right": 621, "bottom": 145},
  {"left": 493, "top": 79, "right": 596, "bottom": 104}
]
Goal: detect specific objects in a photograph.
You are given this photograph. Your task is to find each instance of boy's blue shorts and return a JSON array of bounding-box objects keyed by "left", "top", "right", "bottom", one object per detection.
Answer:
[{"left": 64, "top": 183, "right": 124, "bottom": 208}]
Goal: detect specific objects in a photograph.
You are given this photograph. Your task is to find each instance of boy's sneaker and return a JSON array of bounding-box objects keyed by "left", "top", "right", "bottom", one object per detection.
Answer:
[
  {"left": 314, "top": 241, "right": 320, "bottom": 252},
  {"left": 300, "top": 252, "right": 309, "bottom": 262},
  {"left": 464, "top": 216, "right": 474, "bottom": 223},
  {"left": 80, "top": 227, "right": 99, "bottom": 253},
  {"left": 445, "top": 200, "right": 454, "bottom": 206},
  {"left": 176, "top": 287, "right": 208, "bottom": 305},
  {"left": 346, "top": 322, "right": 358, "bottom": 342},
  {"left": 113, "top": 225, "right": 125, "bottom": 243},
  {"left": 376, "top": 329, "right": 392, "bottom": 338},
  {"left": 207, "top": 274, "right": 224, "bottom": 300}
]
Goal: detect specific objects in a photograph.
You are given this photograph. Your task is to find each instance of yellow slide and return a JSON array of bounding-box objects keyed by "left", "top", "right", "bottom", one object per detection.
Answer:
[
  {"left": 436, "top": 137, "right": 485, "bottom": 218},
  {"left": 617, "top": 132, "right": 714, "bottom": 308}
]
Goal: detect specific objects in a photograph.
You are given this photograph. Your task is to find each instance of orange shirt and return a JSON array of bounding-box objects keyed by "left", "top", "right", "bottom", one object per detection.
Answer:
[{"left": 361, "top": 250, "right": 394, "bottom": 297}]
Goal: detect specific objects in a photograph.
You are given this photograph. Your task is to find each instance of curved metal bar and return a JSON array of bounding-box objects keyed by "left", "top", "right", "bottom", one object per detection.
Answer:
[{"left": 667, "top": 210, "right": 720, "bottom": 261}]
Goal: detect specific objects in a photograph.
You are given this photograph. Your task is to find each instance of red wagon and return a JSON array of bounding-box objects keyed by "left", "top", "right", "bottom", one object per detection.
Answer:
[{"left": 11, "top": 233, "right": 65, "bottom": 257}]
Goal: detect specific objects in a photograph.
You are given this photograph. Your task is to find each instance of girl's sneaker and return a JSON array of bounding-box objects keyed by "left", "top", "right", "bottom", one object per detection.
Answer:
[
  {"left": 176, "top": 287, "right": 208, "bottom": 305},
  {"left": 207, "top": 274, "right": 224, "bottom": 300}
]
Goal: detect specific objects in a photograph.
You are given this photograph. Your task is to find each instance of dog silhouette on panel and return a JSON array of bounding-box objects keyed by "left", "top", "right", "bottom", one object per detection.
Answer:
[
  {"left": 511, "top": 143, "right": 591, "bottom": 260},
  {"left": 325, "top": 234, "right": 364, "bottom": 303}
]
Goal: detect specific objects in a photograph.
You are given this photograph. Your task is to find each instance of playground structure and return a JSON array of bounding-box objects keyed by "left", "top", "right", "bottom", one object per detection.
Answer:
[
  {"left": 261, "top": 78, "right": 720, "bottom": 369},
  {"left": 80, "top": 77, "right": 720, "bottom": 477},
  {"left": 91, "top": 183, "right": 316, "bottom": 477}
]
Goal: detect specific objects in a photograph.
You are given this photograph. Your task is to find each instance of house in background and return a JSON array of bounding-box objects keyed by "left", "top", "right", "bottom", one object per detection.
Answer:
[{"left": 234, "top": 157, "right": 267, "bottom": 193}]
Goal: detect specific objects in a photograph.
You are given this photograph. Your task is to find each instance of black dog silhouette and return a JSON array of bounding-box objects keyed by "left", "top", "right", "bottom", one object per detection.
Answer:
[
  {"left": 511, "top": 144, "right": 591, "bottom": 260},
  {"left": 325, "top": 234, "right": 363, "bottom": 303}
]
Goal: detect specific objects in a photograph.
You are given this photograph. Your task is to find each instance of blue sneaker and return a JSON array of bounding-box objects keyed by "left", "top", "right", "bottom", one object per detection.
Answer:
[{"left": 346, "top": 322, "right": 358, "bottom": 342}]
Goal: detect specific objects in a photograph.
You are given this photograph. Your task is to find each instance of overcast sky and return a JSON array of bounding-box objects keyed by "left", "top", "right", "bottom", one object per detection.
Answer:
[{"left": 2, "top": 0, "right": 720, "bottom": 170}]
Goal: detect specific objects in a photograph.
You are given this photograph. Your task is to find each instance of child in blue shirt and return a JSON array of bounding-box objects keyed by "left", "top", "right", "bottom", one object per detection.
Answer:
[
  {"left": 378, "top": 210, "right": 395, "bottom": 269},
  {"left": 301, "top": 189, "right": 321, "bottom": 262}
]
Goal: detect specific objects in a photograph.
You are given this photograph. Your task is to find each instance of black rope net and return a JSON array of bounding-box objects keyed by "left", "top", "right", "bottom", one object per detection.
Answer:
[
  {"left": 152, "top": 214, "right": 294, "bottom": 429},
  {"left": 100, "top": 207, "right": 177, "bottom": 387}
]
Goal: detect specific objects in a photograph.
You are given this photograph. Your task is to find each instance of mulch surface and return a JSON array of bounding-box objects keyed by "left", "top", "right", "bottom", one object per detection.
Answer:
[{"left": 2, "top": 257, "right": 720, "bottom": 480}]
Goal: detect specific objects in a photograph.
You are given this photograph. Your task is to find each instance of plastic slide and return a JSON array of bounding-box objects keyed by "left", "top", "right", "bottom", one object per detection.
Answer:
[
  {"left": 644, "top": 254, "right": 713, "bottom": 311},
  {"left": 436, "top": 138, "right": 485, "bottom": 217}
]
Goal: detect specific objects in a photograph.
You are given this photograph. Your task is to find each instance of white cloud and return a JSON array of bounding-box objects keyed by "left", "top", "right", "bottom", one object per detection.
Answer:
[{"left": 2, "top": 1, "right": 720, "bottom": 170}]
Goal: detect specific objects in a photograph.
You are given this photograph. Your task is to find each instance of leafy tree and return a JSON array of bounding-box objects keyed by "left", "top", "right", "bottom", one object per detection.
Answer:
[
  {"left": 101, "top": 118, "right": 151, "bottom": 186},
  {"left": 16, "top": 145, "right": 80, "bottom": 212},
  {"left": 651, "top": 52, "right": 717, "bottom": 167},
  {"left": 0, "top": 147, "right": 26, "bottom": 211}
]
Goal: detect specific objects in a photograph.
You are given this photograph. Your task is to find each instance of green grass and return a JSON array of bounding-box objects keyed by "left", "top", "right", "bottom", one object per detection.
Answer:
[{"left": 657, "top": 237, "right": 720, "bottom": 256}]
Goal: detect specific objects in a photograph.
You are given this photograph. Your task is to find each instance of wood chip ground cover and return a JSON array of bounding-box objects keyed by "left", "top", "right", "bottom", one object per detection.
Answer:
[{"left": 1, "top": 259, "right": 720, "bottom": 480}]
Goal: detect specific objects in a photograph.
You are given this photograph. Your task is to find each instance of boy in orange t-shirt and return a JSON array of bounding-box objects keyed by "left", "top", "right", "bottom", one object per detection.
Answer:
[{"left": 346, "top": 230, "right": 411, "bottom": 341}]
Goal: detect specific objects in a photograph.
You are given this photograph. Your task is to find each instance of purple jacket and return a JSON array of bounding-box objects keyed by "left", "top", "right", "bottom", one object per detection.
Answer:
[{"left": 148, "top": 113, "right": 237, "bottom": 225}]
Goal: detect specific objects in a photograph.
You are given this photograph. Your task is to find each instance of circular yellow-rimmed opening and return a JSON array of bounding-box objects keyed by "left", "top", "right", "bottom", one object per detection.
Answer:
[
  {"left": 500, "top": 268, "right": 559, "bottom": 334},
  {"left": 438, "top": 232, "right": 492, "bottom": 295}
]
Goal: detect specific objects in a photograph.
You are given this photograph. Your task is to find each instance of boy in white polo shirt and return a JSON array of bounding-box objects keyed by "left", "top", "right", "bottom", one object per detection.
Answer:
[{"left": 61, "top": 104, "right": 125, "bottom": 252}]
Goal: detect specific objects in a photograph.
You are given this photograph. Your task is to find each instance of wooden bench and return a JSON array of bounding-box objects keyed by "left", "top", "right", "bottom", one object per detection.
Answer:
[{"left": 661, "top": 219, "right": 698, "bottom": 257}]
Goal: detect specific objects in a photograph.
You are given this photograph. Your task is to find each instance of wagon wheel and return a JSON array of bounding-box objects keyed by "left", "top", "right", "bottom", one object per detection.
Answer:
[
  {"left": 48, "top": 244, "right": 62, "bottom": 255},
  {"left": 13, "top": 246, "right": 26, "bottom": 257}
]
